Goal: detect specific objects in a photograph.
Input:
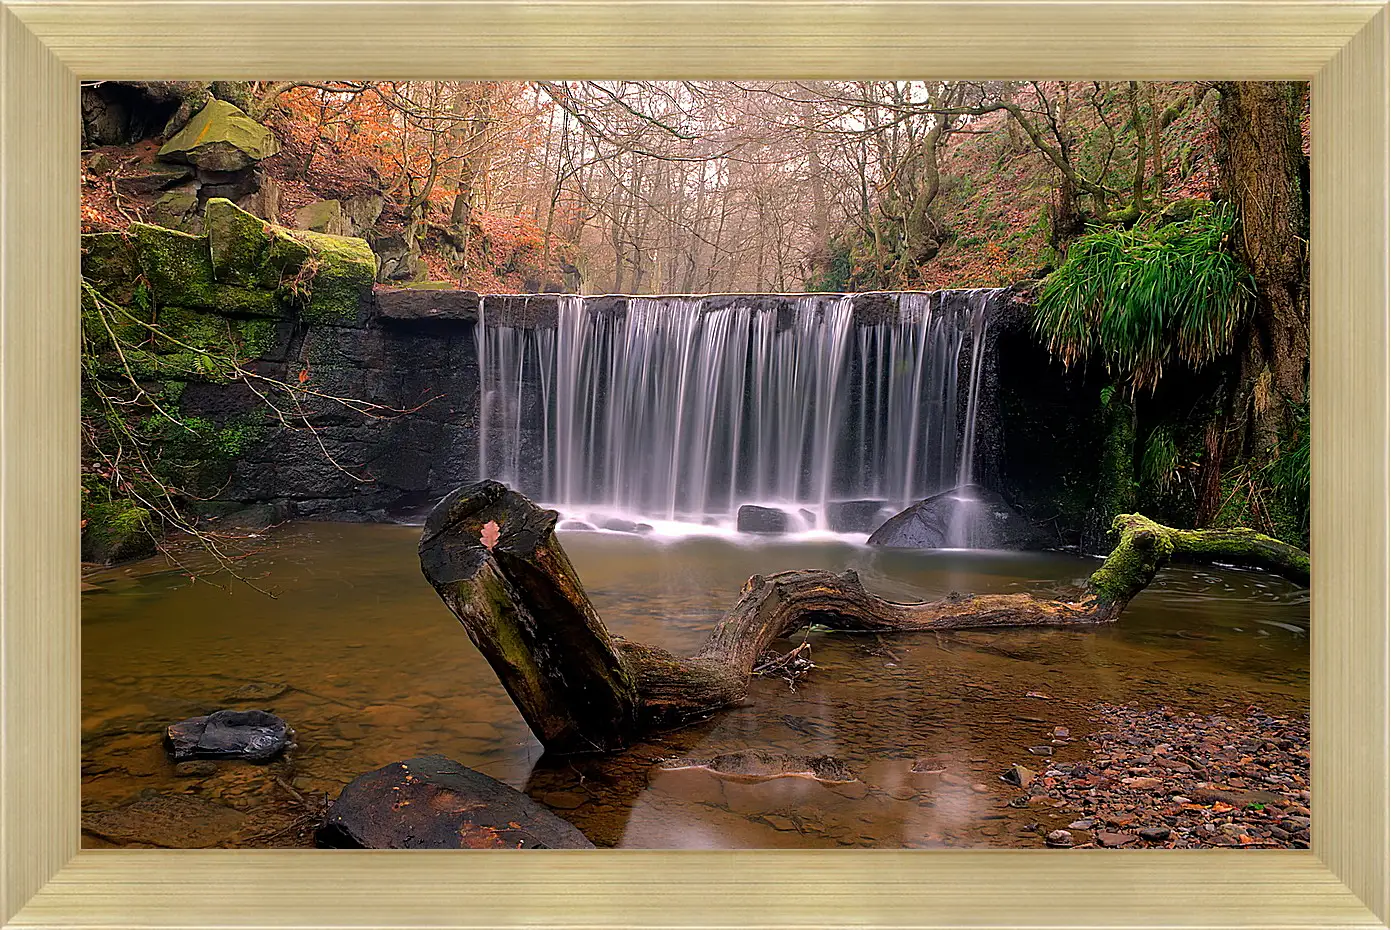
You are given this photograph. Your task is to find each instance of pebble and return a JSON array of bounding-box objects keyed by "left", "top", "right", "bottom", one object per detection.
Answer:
[
  {"left": 1045, "top": 829, "right": 1074, "bottom": 848},
  {"left": 1028, "top": 746, "right": 1054, "bottom": 757},
  {"left": 1138, "top": 826, "right": 1171, "bottom": 842}
]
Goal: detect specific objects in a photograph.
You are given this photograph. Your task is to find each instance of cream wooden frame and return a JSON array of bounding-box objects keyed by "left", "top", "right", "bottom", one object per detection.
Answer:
[{"left": 2, "top": 2, "right": 1386, "bottom": 927}]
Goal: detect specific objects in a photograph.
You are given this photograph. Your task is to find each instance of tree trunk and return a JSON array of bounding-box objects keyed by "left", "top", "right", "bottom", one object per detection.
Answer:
[
  {"left": 1215, "top": 81, "right": 1310, "bottom": 458},
  {"left": 420, "top": 481, "right": 1308, "bottom": 755}
]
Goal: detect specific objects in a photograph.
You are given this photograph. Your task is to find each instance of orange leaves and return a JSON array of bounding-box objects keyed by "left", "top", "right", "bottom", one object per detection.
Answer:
[
  {"left": 480, "top": 520, "right": 501, "bottom": 549},
  {"left": 297, "top": 368, "right": 310, "bottom": 384}
]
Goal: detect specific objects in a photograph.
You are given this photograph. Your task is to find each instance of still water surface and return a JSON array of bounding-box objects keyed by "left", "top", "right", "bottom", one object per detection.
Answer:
[{"left": 82, "top": 523, "right": 1308, "bottom": 848}]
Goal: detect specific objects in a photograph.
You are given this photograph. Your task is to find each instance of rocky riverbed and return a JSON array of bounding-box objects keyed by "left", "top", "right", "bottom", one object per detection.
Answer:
[{"left": 1019, "top": 703, "right": 1310, "bottom": 849}]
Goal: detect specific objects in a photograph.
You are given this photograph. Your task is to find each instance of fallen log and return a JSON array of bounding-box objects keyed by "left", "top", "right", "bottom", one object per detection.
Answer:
[{"left": 419, "top": 482, "right": 1308, "bottom": 754}]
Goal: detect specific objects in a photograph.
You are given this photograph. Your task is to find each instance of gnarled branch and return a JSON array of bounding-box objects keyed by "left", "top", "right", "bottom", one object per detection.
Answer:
[{"left": 419, "top": 482, "right": 1308, "bottom": 754}]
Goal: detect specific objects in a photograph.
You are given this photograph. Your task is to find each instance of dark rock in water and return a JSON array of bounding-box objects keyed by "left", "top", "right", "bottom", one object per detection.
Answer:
[
  {"left": 1138, "top": 826, "right": 1172, "bottom": 842},
  {"left": 659, "top": 749, "right": 856, "bottom": 784},
  {"left": 867, "top": 484, "right": 1048, "bottom": 549},
  {"left": 825, "top": 499, "right": 891, "bottom": 534},
  {"left": 558, "top": 520, "right": 596, "bottom": 532},
  {"left": 165, "top": 709, "right": 292, "bottom": 762},
  {"left": 737, "top": 504, "right": 790, "bottom": 534},
  {"left": 317, "top": 755, "right": 594, "bottom": 849},
  {"left": 635, "top": 523, "right": 654, "bottom": 535}
]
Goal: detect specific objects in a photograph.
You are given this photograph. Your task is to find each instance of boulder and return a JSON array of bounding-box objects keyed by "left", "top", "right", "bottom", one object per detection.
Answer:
[
  {"left": 737, "top": 504, "right": 790, "bottom": 534},
  {"left": 373, "top": 286, "right": 480, "bottom": 322},
  {"left": 148, "top": 187, "right": 200, "bottom": 230},
  {"left": 316, "top": 755, "right": 595, "bottom": 849},
  {"left": 343, "top": 194, "right": 384, "bottom": 235},
  {"left": 158, "top": 99, "right": 280, "bottom": 172},
  {"left": 867, "top": 484, "right": 1048, "bottom": 550},
  {"left": 114, "top": 160, "right": 196, "bottom": 196},
  {"left": 81, "top": 231, "right": 142, "bottom": 304},
  {"left": 825, "top": 499, "right": 891, "bottom": 534},
  {"left": 205, "top": 197, "right": 271, "bottom": 288},
  {"left": 164, "top": 709, "right": 292, "bottom": 762},
  {"left": 130, "top": 223, "right": 218, "bottom": 309},
  {"left": 293, "top": 230, "right": 377, "bottom": 326},
  {"left": 295, "top": 199, "right": 348, "bottom": 236},
  {"left": 81, "top": 500, "right": 156, "bottom": 564}
]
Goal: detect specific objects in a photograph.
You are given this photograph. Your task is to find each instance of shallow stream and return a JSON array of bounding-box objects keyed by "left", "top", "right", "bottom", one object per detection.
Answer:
[{"left": 81, "top": 522, "right": 1308, "bottom": 848}]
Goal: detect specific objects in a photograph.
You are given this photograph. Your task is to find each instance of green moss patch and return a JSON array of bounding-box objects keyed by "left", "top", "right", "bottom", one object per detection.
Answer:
[
  {"left": 206, "top": 197, "right": 272, "bottom": 288},
  {"left": 291, "top": 229, "right": 378, "bottom": 326},
  {"left": 131, "top": 223, "right": 218, "bottom": 310},
  {"left": 82, "top": 499, "right": 156, "bottom": 564}
]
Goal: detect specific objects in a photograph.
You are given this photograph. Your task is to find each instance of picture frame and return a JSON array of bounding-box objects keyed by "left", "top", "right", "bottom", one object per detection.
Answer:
[{"left": 2, "top": 1, "right": 1386, "bottom": 927}]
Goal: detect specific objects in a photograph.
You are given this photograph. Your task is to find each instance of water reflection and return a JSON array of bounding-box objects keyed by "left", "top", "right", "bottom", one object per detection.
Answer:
[{"left": 82, "top": 522, "right": 1307, "bottom": 848}]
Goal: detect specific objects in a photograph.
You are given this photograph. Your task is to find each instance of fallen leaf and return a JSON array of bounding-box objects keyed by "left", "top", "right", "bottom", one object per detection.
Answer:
[
  {"left": 481, "top": 520, "right": 500, "bottom": 549},
  {"left": 298, "top": 368, "right": 310, "bottom": 383}
]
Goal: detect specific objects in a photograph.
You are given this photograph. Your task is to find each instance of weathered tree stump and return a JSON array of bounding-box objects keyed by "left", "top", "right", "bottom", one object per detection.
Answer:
[{"left": 420, "top": 481, "right": 1309, "bottom": 754}]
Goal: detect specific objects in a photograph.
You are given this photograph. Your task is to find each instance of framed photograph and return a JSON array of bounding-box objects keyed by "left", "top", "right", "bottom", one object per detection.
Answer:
[{"left": 2, "top": 2, "right": 1387, "bottom": 928}]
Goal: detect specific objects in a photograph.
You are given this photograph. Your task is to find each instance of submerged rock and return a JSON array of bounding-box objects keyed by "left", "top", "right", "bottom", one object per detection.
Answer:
[
  {"left": 84, "top": 793, "right": 246, "bottom": 848},
  {"left": 164, "top": 709, "right": 292, "bottom": 762},
  {"left": 659, "top": 749, "right": 857, "bottom": 784},
  {"left": 867, "top": 484, "right": 1048, "bottom": 550},
  {"left": 317, "top": 755, "right": 594, "bottom": 849},
  {"left": 736, "top": 505, "right": 791, "bottom": 534}
]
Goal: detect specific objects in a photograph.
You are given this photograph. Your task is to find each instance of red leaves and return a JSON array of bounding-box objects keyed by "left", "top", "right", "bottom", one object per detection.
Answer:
[
  {"left": 480, "top": 520, "right": 500, "bottom": 549},
  {"left": 297, "top": 368, "right": 310, "bottom": 384}
]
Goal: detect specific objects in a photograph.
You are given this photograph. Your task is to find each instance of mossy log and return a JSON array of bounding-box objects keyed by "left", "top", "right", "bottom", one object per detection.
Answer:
[{"left": 419, "top": 482, "right": 1309, "bottom": 754}]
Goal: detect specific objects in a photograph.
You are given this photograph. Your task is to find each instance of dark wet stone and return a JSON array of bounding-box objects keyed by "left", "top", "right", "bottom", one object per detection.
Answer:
[
  {"left": 867, "top": 484, "right": 1048, "bottom": 549},
  {"left": 737, "top": 504, "right": 790, "bottom": 534},
  {"left": 1138, "top": 826, "right": 1171, "bottom": 842},
  {"left": 598, "top": 517, "right": 643, "bottom": 533},
  {"left": 164, "top": 709, "right": 292, "bottom": 762},
  {"left": 825, "top": 499, "right": 890, "bottom": 534},
  {"left": 317, "top": 755, "right": 594, "bottom": 849}
]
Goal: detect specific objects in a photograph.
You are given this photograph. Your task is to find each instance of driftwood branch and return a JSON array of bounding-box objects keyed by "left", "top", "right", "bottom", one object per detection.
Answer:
[{"left": 419, "top": 482, "right": 1309, "bottom": 754}]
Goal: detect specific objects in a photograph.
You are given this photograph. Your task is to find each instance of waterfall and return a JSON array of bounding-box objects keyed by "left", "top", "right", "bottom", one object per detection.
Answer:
[{"left": 475, "top": 290, "right": 1004, "bottom": 531}]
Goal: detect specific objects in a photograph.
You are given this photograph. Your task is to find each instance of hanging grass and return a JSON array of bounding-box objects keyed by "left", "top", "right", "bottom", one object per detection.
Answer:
[{"left": 1034, "top": 204, "right": 1254, "bottom": 391}]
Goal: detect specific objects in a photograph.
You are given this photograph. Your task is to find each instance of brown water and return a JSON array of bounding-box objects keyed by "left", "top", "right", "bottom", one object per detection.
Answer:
[{"left": 81, "top": 523, "right": 1308, "bottom": 849}]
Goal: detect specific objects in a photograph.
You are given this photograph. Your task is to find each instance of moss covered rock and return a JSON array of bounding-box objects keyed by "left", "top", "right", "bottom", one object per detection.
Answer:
[
  {"left": 83, "top": 500, "right": 156, "bottom": 564},
  {"left": 206, "top": 198, "right": 272, "bottom": 288},
  {"left": 149, "top": 188, "right": 200, "bottom": 231},
  {"left": 131, "top": 223, "right": 219, "bottom": 309},
  {"left": 293, "top": 230, "right": 378, "bottom": 326},
  {"left": 295, "top": 199, "right": 347, "bottom": 236},
  {"left": 158, "top": 99, "right": 280, "bottom": 172},
  {"left": 82, "top": 232, "right": 141, "bottom": 305}
]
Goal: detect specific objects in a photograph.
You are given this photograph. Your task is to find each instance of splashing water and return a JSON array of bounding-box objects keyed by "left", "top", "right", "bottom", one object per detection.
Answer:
[{"left": 476, "top": 290, "right": 1007, "bottom": 533}]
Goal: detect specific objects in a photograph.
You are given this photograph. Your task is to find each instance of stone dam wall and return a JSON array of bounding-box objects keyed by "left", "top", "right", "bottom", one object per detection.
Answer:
[{"left": 82, "top": 199, "right": 1025, "bottom": 528}]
